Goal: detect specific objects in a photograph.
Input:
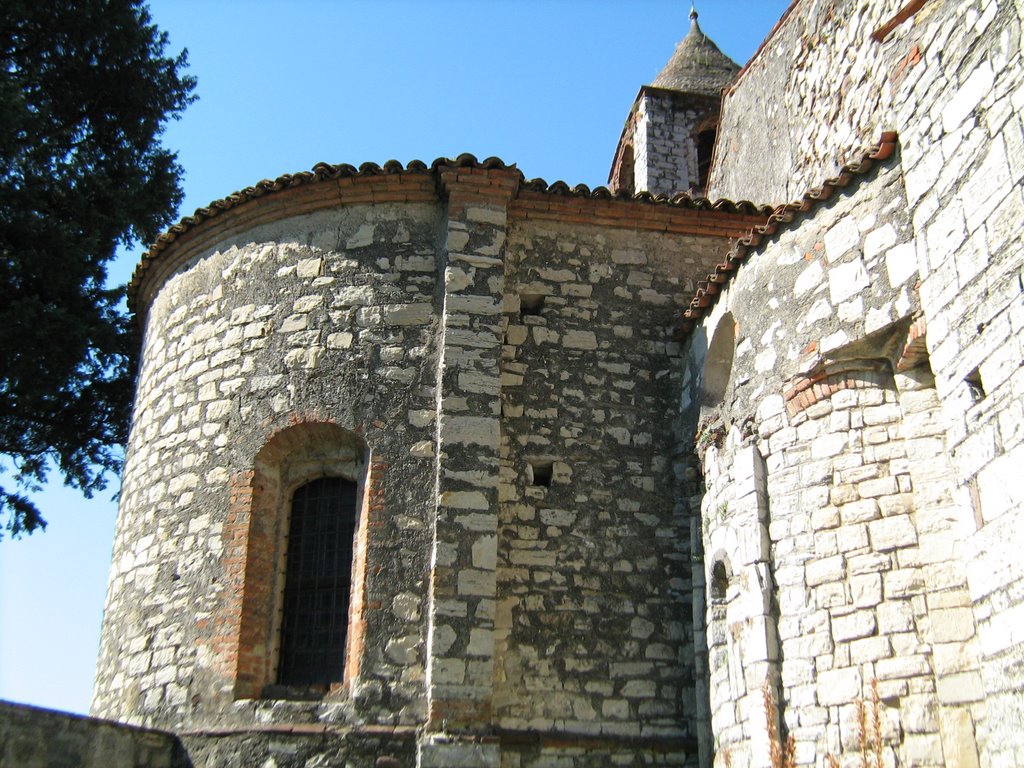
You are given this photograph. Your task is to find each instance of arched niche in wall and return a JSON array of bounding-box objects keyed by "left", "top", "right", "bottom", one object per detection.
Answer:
[
  {"left": 231, "top": 421, "right": 369, "bottom": 700},
  {"left": 700, "top": 312, "right": 736, "bottom": 411}
]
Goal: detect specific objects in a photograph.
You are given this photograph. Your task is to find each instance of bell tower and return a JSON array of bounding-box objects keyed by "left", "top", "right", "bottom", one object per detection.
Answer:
[{"left": 609, "top": 7, "right": 739, "bottom": 197}]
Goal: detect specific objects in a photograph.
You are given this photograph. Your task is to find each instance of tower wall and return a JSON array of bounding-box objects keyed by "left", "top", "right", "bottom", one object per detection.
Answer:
[
  {"left": 705, "top": 1, "right": 1024, "bottom": 764},
  {"left": 93, "top": 166, "right": 759, "bottom": 766},
  {"left": 93, "top": 199, "right": 446, "bottom": 729},
  {"left": 633, "top": 91, "right": 718, "bottom": 196}
]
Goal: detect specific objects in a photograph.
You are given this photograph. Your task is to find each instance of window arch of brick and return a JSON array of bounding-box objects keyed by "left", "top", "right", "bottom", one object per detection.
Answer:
[{"left": 222, "top": 422, "right": 370, "bottom": 699}]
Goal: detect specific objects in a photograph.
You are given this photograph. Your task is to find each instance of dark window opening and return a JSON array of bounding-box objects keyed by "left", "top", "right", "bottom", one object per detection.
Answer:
[
  {"left": 520, "top": 293, "right": 546, "bottom": 317},
  {"left": 710, "top": 560, "right": 729, "bottom": 603},
  {"left": 965, "top": 366, "right": 985, "bottom": 402},
  {"left": 529, "top": 460, "right": 553, "bottom": 487},
  {"left": 277, "top": 477, "right": 357, "bottom": 688},
  {"left": 696, "top": 129, "right": 717, "bottom": 190}
]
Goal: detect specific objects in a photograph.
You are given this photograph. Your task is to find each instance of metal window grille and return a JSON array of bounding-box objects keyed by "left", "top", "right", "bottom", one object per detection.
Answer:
[{"left": 277, "top": 476, "right": 357, "bottom": 687}]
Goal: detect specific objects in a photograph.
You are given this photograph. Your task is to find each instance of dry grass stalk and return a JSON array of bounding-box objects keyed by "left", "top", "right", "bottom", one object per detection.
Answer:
[
  {"left": 870, "top": 679, "right": 883, "bottom": 768},
  {"left": 856, "top": 694, "right": 870, "bottom": 766},
  {"left": 762, "top": 680, "right": 796, "bottom": 768},
  {"left": 853, "top": 679, "right": 885, "bottom": 767},
  {"left": 824, "top": 756, "right": 840, "bottom": 768}
]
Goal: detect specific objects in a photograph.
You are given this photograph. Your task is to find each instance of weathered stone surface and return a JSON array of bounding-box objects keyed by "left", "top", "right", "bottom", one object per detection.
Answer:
[{"left": 87, "top": 3, "right": 1024, "bottom": 768}]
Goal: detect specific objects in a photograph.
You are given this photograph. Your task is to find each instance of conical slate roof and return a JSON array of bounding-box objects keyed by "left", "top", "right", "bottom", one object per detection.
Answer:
[{"left": 650, "top": 8, "right": 740, "bottom": 95}]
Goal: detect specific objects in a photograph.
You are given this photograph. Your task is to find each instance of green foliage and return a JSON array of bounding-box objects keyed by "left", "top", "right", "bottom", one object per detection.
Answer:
[{"left": 0, "top": 0, "right": 196, "bottom": 536}]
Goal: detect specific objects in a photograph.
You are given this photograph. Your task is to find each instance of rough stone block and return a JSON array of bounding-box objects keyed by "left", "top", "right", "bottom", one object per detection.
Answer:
[
  {"left": 817, "top": 667, "right": 862, "bottom": 706},
  {"left": 869, "top": 516, "right": 918, "bottom": 551}
]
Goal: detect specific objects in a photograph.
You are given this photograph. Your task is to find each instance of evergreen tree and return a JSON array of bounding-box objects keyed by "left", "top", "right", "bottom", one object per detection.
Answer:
[{"left": 0, "top": 0, "right": 196, "bottom": 536}]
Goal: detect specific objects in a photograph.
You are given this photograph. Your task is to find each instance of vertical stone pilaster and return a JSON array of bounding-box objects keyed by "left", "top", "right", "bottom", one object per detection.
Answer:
[{"left": 419, "top": 165, "right": 518, "bottom": 767}]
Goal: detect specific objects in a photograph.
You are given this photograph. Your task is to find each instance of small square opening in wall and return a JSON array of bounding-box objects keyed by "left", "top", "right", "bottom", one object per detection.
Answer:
[
  {"left": 965, "top": 366, "right": 986, "bottom": 402},
  {"left": 520, "top": 293, "right": 546, "bottom": 317},
  {"left": 527, "top": 460, "right": 553, "bottom": 487}
]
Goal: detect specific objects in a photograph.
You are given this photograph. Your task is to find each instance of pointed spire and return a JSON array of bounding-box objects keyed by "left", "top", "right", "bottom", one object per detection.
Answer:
[{"left": 650, "top": 5, "right": 740, "bottom": 95}]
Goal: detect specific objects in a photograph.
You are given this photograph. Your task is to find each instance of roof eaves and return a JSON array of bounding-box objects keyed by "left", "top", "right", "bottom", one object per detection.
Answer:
[
  {"left": 129, "top": 153, "right": 777, "bottom": 320},
  {"left": 520, "top": 176, "right": 772, "bottom": 215}
]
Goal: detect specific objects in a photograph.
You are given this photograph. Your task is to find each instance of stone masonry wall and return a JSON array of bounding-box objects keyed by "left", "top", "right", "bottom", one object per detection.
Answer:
[
  {"left": 94, "top": 201, "right": 445, "bottom": 730},
  {"left": 494, "top": 221, "right": 716, "bottom": 766},
  {"left": 95, "top": 164, "right": 760, "bottom": 767},
  {"left": 683, "top": 162, "right": 994, "bottom": 767},
  {"left": 634, "top": 91, "right": 713, "bottom": 196},
  {"left": 0, "top": 701, "right": 187, "bottom": 768},
  {"left": 709, "top": 1, "right": 1024, "bottom": 763}
]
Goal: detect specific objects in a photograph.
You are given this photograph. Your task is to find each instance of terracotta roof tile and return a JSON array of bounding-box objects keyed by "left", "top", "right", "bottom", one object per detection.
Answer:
[
  {"left": 674, "top": 130, "right": 899, "bottom": 338},
  {"left": 130, "top": 154, "right": 774, "bottom": 314}
]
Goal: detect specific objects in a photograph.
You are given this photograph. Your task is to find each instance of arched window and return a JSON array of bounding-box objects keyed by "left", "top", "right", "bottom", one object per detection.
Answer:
[
  {"left": 220, "top": 422, "right": 370, "bottom": 700},
  {"left": 710, "top": 558, "right": 730, "bottom": 603},
  {"left": 700, "top": 312, "right": 736, "bottom": 409},
  {"left": 277, "top": 476, "right": 358, "bottom": 687}
]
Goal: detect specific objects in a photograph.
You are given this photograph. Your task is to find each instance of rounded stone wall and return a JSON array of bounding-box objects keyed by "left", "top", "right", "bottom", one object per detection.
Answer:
[{"left": 93, "top": 200, "right": 445, "bottom": 729}]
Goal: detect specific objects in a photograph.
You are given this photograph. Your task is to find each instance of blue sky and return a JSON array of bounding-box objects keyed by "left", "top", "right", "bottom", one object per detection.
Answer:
[{"left": 0, "top": 0, "right": 791, "bottom": 716}]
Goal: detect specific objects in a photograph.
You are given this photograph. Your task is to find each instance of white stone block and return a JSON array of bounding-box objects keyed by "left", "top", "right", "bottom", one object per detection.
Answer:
[
  {"left": 441, "top": 416, "right": 499, "bottom": 449},
  {"left": 817, "top": 667, "right": 862, "bottom": 706},
  {"left": 794, "top": 259, "right": 825, "bottom": 296},
  {"left": 943, "top": 61, "right": 995, "bottom": 133},
  {"left": 976, "top": 450, "right": 1024, "bottom": 523},
  {"left": 864, "top": 224, "right": 899, "bottom": 260},
  {"left": 824, "top": 217, "right": 861, "bottom": 261}
]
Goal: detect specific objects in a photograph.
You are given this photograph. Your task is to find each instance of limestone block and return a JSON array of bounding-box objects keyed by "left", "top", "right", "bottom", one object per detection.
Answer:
[
  {"left": 976, "top": 450, "right": 1024, "bottom": 523},
  {"left": 456, "top": 569, "right": 496, "bottom": 597},
  {"left": 864, "top": 223, "right": 899, "bottom": 260},
  {"left": 942, "top": 60, "right": 995, "bottom": 133},
  {"left": 877, "top": 654, "right": 931, "bottom": 681},
  {"left": 447, "top": 295, "right": 501, "bottom": 315},
  {"left": 465, "top": 206, "right": 506, "bottom": 226},
  {"left": 858, "top": 476, "right": 899, "bottom": 498},
  {"left": 936, "top": 671, "right": 985, "bottom": 704},
  {"left": 869, "top": 515, "right": 918, "bottom": 551},
  {"left": 902, "top": 693, "right": 939, "bottom": 733},
  {"left": 828, "top": 257, "right": 870, "bottom": 304},
  {"left": 793, "top": 259, "right": 825, "bottom": 296},
  {"left": 832, "top": 610, "right": 877, "bottom": 641},
  {"left": 841, "top": 499, "right": 880, "bottom": 524},
  {"left": 938, "top": 707, "right": 980, "bottom": 768},
  {"left": 817, "top": 667, "right": 862, "bottom": 706},
  {"left": 383, "top": 302, "right": 433, "bottom": 326},
  {"left": 441, "top": 416, "right": 500, "bottom": 448},
  {"left": 824, "top": 217, "right": 861, "bottom": 262},
  {"left": 850, "top": 635, "right": 892, "bottom": 663},
  {"left": 295, "top": 257, "right": 324, "bottom": 277},
  {"left": 417, "top": 738, "right": 499, "bottom": 768},
  {"left": 386, "top": 634, "right": 420, "bottom": 665},
  {"left": 903, "top": 732, "right": 944, "bottom": 767},
  {"left": 928, "top": 607, "right": 976, "bottom": 643},
  {"left": 851, "top": 573, "right": 883, "bottom": 607},
  {"left": 807, "top": 555, "right": 845, "bottom": 586},
  {"left": 562, "top": 330, "right": 598, "bottom": 350}
]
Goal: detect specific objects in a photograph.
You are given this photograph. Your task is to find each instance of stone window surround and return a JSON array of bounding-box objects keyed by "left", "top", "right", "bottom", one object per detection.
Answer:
[{"left": 223, "top": 421, "right": 371, "bottom": 701}]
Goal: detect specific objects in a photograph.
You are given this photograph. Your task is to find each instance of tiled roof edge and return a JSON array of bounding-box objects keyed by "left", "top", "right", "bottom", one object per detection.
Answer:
[
  {"left": 138, "top": 153, "right": 511, "bottom": 266},
  {"left": 131, "top": 153, "right": 775, "bottom": 314},
  {"left": 519, "top": 177, "right": 772, "bottom": 215},
  {"left": 673, "top": 130, "right": 899, "bottom": 339}
]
